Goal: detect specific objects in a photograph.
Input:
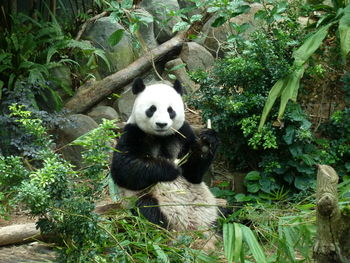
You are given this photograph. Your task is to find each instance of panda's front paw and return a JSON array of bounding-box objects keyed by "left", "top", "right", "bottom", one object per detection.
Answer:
[
  {"left": 163, "top": 165, "right": 180, "bottom": 182},
  {"left": 199, "top": 129, "right": 219, "bottom": 155}
]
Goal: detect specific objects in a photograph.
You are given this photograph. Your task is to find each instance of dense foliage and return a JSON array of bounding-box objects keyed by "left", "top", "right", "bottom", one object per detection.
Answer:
[
  {"left": 189, "top": 1, "right": 350, "bottom": 199},
  {"left": 0, "top": 12, "right": 110, "bottom": 157}
]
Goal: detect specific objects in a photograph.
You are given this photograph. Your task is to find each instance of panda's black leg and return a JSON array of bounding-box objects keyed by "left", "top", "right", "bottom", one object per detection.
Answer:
[{"left": 132, "top": 194, "right": 168, "bottom": 228}]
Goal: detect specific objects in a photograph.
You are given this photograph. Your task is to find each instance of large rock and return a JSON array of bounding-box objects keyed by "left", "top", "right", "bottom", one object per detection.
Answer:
[
  {"left": 140, "top": 0, "right": 182, "bottom": 43},
  {"left": 57, "top": 114, "right": 98, "bottom": 167},
  {"left": 178, "top": 0, "right": 204, "bottom": 18},
  {"left": 197, "top": 3, "right": 263, "bottom": 56},
  {"left": 83, "top": 17, "right": 135, "bottom": 78},
  {"left": 163, "top": 58, "right": 197, "bottom": 93},
  {"left": 180, "top": 42, "right": 215, "bottom": 71},
  {"left": 50, "top": 65, "right": 73, "bottom": 102},
  {"left": 87, "top": 106, "right": 119, "bottom": 124},
  {"left": 135, "top": 8, "right": 158, "bottom": 51}
]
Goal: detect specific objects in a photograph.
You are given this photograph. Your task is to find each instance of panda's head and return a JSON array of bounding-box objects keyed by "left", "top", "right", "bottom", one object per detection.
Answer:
[{"left": 128, "top": 78, "right": 185, "bottom": 136}]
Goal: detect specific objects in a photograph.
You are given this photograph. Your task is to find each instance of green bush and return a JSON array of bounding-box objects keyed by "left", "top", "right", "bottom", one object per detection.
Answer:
[{"left": 189, "top": 17, "right": 320, "bottom": 196}]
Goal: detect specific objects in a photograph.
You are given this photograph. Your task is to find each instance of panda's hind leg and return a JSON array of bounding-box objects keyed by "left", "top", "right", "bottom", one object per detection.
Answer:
[{"left": 132, "top": 194, "right": 168, "bottom": 228}]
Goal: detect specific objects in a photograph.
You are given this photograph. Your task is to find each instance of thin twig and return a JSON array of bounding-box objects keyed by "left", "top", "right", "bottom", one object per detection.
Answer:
[
  {"left": 75, "top": 11, "right": 108, "bottom": 41},
  {"left": 170, "top": 127, "right": 186, "bottom": 139}
]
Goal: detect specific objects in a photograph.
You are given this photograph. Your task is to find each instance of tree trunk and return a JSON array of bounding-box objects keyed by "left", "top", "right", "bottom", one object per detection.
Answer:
[
  {"left": 64, "top": 12, "right": 212, "bottom": 113},
  {"left": 313, "top": 165, "right": 350, "bottom": 263},
  {"left": 64, "top": 33, "right": 185, "bottom": 113}
]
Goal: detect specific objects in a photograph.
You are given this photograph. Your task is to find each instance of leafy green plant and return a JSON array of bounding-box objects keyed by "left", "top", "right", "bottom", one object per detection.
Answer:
[
  {"left": 172, "top": 0, "right": 251, "bottom": 34},
  {"left": 319, "top": 107, "right": 350, "bottom": 176},
  {"left": 223, "top": 222, "right": 267, "bottom": 263},
  {"left": 189, "top": 15, "right": 319, "bottom": 194},
  {"left": 0, "top": 13, "right": 109, "bottom": 111},
  {"left": 259, "top": 1, "right": 350, "bottom": 129},
  {"left": 226, "top": 200, "right": 316, "bottom": 263}
]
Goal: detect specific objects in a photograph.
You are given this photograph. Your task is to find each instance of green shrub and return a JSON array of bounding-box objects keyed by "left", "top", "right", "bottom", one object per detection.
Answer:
[{"left": 188, "top": 17, "right": 320, "bottom": 196}]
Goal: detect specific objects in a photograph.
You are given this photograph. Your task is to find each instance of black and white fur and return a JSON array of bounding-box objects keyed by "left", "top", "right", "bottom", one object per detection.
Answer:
[{"left": 111, "top": 78, "right": 219, "bottom": 231}]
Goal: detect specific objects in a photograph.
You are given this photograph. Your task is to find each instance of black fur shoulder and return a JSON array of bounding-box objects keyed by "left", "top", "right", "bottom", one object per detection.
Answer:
[{"left": 177, "top": 121, "right": 196, "bottom": 144}]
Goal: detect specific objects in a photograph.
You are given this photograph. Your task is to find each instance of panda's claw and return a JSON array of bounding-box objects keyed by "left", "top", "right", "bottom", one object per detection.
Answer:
[{"left": 199, "top": 129, "right": 219, "bottom": 153}]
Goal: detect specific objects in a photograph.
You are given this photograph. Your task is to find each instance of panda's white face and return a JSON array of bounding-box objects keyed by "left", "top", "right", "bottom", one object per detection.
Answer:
[{"left": 128, "top": 81, "right": 185, "bottom": 136}]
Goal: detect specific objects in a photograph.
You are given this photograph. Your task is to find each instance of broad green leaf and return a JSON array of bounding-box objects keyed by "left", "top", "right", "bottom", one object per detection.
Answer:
[
  {"left": 172, "top": 21, "right": 190, "bottom": 33},
  {"left": 211, "top": 16, "right": 227, "bottom": 27},
  {"left": 339, "top": 5, "right": 350, "bottom": 61},
  {"left": 108, "top": 29, "right": 124, "bottom": 47},
  {"left": 241, "top": 225, "right": 267, "bottom": 263},
  {"left": 233, "top": 223, "right": 243, "bottom": 263},
  {"left": 293, "top": 23, "right": 333, "bottom": 67},
  {"left": 121, "top": 0, "right": 132, "bottom": 9},
  {"left": 135, "top": 11, "right": 154, "bottom": 24},
  {"left": 207, "top": 6, "right": 220, "bottom": 13},
  {"left": 247, "top": 183, "right": 260, "bottom": 193},
  {"left": 245, "top": 171, "right": 261, "bottom": 181},
  {"left": 278, "top": 67, "right": 305, "bottom": 120},
  {"left": 168, "top": 74, "right": 176, "bottom": 80},
  {"left": 190, "top": 14, "right": 203, "bottom": 23}
]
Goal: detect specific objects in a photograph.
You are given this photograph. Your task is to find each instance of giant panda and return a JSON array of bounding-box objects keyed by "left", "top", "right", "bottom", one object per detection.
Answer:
[{"left": 111, "top": 78, "right": 219, "bottom": 232}]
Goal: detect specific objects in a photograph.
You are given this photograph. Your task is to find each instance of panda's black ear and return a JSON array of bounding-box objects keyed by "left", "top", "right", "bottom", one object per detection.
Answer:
[
  {"left": 173, "top": 79, "right": 183, "bottom": 95},
  {"left": 132, "top": 78, "right": 146, "bottom": 94}
]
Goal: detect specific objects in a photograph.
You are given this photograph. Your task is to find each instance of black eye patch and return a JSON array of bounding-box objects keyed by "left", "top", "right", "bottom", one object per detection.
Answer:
[
  {"left": 146, "top": 105, "right": 157, "bottom": 118},
  {"left": 168, "top": 106, "right": 176, "bottom": 119}
]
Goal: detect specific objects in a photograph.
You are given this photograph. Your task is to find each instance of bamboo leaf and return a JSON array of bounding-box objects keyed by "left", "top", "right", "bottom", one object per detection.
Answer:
[
  {"left": 223, "top": 223, "right": 234, "bottom": 263},
  {"left": 258, "top": 77, "right": 286, "bottom": 130},
  {"left": 108, "top": 174, "right": 119, "bottom": 202},
  {"left": 241, "top": 225, "right": 267, "bottom": 263},
  {"left": 339, "top": 5, "right": 350, "bottom": 61},
  {"left": 234, "top": 223, "right": 243, "bottom": 262},
  {"left": 278, "top": 67, "right": 305, "bottom": 120},
  {"left": 259, "top": 23, "right": 334, "bottom": 130},
  {"left": 153, "top": 244, "right": 170, "bottom": 263},
  {"left": 293, "top": 23, "right": 333, "bottom": 67}
]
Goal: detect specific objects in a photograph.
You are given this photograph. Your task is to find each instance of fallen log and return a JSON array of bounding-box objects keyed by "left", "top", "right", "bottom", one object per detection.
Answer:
[
  {"left": 0, "top": 223, "right": 41, "bottom": 246},
  {"left": 313, "top": 165, "right": 350, "bottom": 263},
  {"left": 0, "top": 203, "right": 122, "bottom": 247},
  {"left": 64, "top": 12, "right": 212, "bottom": 114}
]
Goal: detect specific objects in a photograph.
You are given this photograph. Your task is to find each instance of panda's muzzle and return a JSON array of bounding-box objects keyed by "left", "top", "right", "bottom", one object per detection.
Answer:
[{"left": 156, "top": 122, "right": 167, "bottom": 129}]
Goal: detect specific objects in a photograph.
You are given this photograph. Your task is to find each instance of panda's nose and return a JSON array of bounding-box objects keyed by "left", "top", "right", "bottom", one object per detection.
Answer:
[{"left": 156, "top": 122, "right": 167, "bottom": 128}]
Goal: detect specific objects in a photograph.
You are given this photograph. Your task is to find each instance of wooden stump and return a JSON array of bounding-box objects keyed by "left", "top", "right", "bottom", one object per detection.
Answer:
[{"left": 313, "top": 165, "right": 350, "bottom": 263}]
